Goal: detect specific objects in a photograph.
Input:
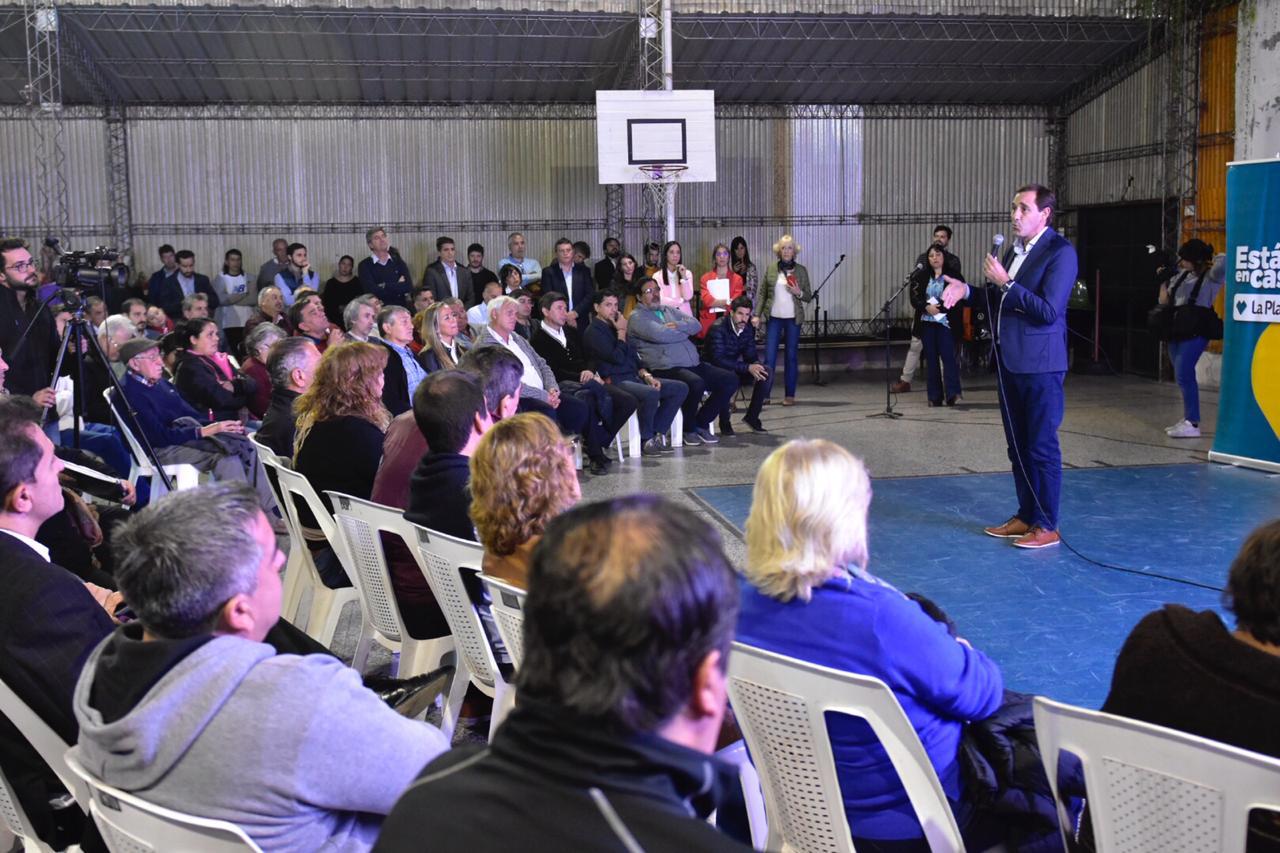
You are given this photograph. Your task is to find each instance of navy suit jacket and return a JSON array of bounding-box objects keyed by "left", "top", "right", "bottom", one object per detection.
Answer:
[
  {"left": 422, "top": 261, "right": 475, "bottom": 308},
  {"left": 539, "top": 263, "right": 594, "bottom": 332},
  {"left": 969, "top": 227, "right": 1077, "bottom": 374},
  {"left": 156, "top": 272, "right": 221, "bottom": 321}
]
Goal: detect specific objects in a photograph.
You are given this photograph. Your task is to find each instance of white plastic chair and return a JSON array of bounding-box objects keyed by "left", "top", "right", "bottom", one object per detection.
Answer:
[
  {"left": 324, "top": 491, "right": 455, "bottom": 678},
  {"left": 268, "top": 465, "right": 366, "bottom": 651},
  {"left": 1033, "top": 696, "right": 1280, "bottom": 853},
  {"left": 0, "top": 676, "right": 87, "bottom": 815},
  {"left": 101, "top": 388, "right": 199, "bottom": 498},
  {"left": 623, "top": 411, "right": 642, "bottom": 459},
  {"left": 726, "top": 642, "right": 966, "bottom": 853},
  {"left": 65, "top": 750, "right": 263, "bottom": 852},
  {"left": 245, "top": 434, "right": 308, "bottom": 624},
  {"left": 405, "top": 523, "right": 512, "bottom": 742},
  {"left": 0, "top": 760, "right": 56, "bottom": 853},
  {"left": 478, "top": 574, "right": 526, "bottom": 671}
]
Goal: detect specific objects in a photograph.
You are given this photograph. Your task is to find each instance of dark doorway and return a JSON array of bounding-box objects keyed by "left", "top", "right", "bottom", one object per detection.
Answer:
[{"left": 1075, "top": 201, "right": 1167, "bottom": 377}]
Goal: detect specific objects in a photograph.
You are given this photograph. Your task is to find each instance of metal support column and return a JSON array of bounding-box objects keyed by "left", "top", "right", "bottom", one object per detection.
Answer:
[
  {"left": 604, "top": 184, "right": 624, "bottom": 244},
  {"left": 23, "top": 0, "right": 69, "bottom": 239},
  {"left": 1161, "top": 0, "right": 1200, "bottom": 252},
  {"left": 637, "top": 0, "right": 675, "bottom": 243}
]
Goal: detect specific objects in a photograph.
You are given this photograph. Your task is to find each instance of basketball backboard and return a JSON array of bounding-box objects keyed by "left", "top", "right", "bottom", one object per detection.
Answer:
[{"left": 596, "top": 89, "right": 716, "bottom": 185}]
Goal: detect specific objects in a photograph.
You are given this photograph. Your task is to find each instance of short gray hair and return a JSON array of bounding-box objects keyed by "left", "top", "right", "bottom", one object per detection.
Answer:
[
  {"left": 99, "top": 314, "right": 136, "bottom": 348},
  {"left": 257, "top": 285, "right": 281, "bottom": 308},
  {"left": 180, "top": 293, "right": 208, "bottom": 312},
  {"left": 267, "top": 336, "right": 316, "bottom": 388},
  {"left": 112, "top": 482, "right": 265, "bottom": 639},
  {"left": 245, "top": 321, "right": 286, "bottom": 359},
  {"left": 343, "top": 295, "right": 378, "bottom": 331},
  {"left": 377, "top": 304, "right": 410, "bottom": 335}
]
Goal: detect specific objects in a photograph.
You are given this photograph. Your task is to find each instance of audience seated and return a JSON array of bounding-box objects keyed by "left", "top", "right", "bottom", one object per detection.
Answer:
[
  {"left": 470, "top": 412, "right": 579, "bottom": 588},
  {"left": 531, "top": 291, "right": 636, "bottom": 474},
  {"left": 291, "top": 296, "right": 343, "bottom": 353},
  {"left": 473, "top": 295, "right": 589, "bottom": 445},
  {"left": 418, "top": 301, "right": 466, "bottom": 373},
  {"left": 173, "top": 318, "right": 257, "bottom": 422},
  {"left": 143, "top": 304, "right": 173, "bottom": 340},
  {"left": 343, "top": 294, "right": 379, "bottom": 343},
  {"left": 0, "top": 399, "right": 117, "bottom": 848},
  {"left": 244, "top": 285, "right": 292, "bottom": 338},
  {"left": 375, "top": 305, "right": 426, "bottom": 417},
  {"left": 120, "top": 297, "right": 147, "bottom": 335},
  {"left": 241, "top": 322, "right": 287, "bottom": 419},
  {"left": 375, "top": 495, "right": 748, "bottom": 852},
  {"left": 292, "top": 341, "right": 390, "bottom": 587},
  {"left": 627, "top": 276, "right": 736, "bottom": 446},
  {"left": 466, "top": 279, "right": 504, "bottom": 329},
  {"left": 583, "top": 288, "right": 687, "bottom": 456},
  {"left": 706, "top": 296, "right": 769, "bottom": 433},
  {"left": 256, "top": 337, "right": 320, "bottom": 457},
  {"left": 510, "top": 287, "right": 535, "bottom": 340},
  {"left": 72, "top": 483, "right": 450, "bottom": 853},
  {"left": 735, "top": 439, "right": 1009, "bottom": 851},
  {"left": 116, "top": 337, "right": 277, "bottom": 512},
  {"left": 444, "top": 296, "right": 473, "bottom": 343}
]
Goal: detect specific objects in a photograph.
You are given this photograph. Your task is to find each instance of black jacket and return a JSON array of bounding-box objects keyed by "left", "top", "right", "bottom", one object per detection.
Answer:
[
  {"left": 256, "top": 387, "right": 300, "bottom": 457},
  {"left": 594, "top": 257, "right": 619, "bottom": 288},
  {"left": 155, "top": 272, "right": 220, "bottom": 321},
  {"left": 908, "top": 250, "right": 963, "bottom": 337},
  {"left": 539, "top": 263, "right": 595, "bottom": 332},
  {"left": 0, "top": 531, "right": 114, "bottom": 840},
  {"left": 422, "top": 261, "right": 475, "bottom": 307},
  {"left": 376, "top": 339, "right": 412, "bottom": 417},
  {"left": 173, "top": 352, "right": 256, "bottom": 422},
  {"left": 374, "top": 700, "right": 749, "bottom": 853},
  {"left": 405, "top": 452, "right": 474, "bottom": 541},
  {"left": 0, "top": 285, "right": 57, "bottom": 396},
  {"left": 706, "top": 316, "right": 761, "bottom": 378},
  {"left": 530, "top": 324, "right": 592, "bottom": 384}
]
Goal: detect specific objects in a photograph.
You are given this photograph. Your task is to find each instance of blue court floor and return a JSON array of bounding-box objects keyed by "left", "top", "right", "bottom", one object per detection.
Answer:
[{"left": 690, "top": 462, "right": 1280, "bottom": 709}]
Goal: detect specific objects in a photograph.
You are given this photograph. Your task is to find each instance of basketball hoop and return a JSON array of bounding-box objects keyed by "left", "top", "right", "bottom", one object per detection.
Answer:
[{"left": 638, "top": 164, "right": 687, "bottom": 242}]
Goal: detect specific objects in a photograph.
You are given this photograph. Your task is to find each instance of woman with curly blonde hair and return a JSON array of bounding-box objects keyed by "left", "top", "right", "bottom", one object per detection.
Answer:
[
  {"left": 469, "top": 412, "right": 580, "bottom": 588},
  {"left": 292, "top": 341, "right": 392, "bottom": 587},
  {"left": 736, "top": 438, "right": 1007, "bottom": 850}
]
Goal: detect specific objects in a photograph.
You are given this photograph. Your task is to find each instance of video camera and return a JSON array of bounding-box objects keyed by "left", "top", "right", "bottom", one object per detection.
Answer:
[{"left": 45, "top": 236, "right": 130, "bottom": 293}]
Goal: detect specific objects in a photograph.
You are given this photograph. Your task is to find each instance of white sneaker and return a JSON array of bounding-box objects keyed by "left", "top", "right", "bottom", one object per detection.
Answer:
[
  {"left": 1167, "top": 420, "right": 1201, "bottom": 438},
  {"left": 1164, "top": 419, "right": 1189, "bottom": 434}
]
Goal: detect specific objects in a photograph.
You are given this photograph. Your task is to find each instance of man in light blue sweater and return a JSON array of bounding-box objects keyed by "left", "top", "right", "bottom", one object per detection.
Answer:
[{"left": 71, "top": 482, "right": 450, "bottom": 852}]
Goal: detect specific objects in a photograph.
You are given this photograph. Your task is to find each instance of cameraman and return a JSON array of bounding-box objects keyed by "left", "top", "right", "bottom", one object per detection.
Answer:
[{"left": 0, "top": 238, "right": 57, "bottom": 397}]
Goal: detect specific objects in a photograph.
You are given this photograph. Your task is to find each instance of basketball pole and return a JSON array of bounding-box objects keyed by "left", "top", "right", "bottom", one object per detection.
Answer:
[{"left": 661, "top": 0, "right": 676, "bottom": 242}]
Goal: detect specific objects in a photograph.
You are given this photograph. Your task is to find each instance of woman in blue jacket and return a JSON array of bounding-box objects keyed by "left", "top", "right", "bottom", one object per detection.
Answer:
[{"left": 736, "top": 439, "right": 1006, "bottom": 850}]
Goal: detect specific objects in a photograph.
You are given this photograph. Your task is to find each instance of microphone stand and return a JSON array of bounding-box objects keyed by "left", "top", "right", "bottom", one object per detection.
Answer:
[
  {"left": 866, "top": 268, "right": 917, "bottom": 420},
  {"left": 809, "top": 254, "right": 844, "bottom": 386}
]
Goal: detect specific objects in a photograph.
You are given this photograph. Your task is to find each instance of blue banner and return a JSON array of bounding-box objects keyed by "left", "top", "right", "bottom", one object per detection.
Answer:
[{"left": 1210, "top": 159, "right": 1280, "bottom": 472}]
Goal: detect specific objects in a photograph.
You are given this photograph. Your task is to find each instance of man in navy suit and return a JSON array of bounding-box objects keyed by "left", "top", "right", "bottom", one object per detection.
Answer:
[
  {"left": 943, "top": 184, "right": 1077, "bottom": 550},
  {"left": 155, "top": 249, "right": 220, "bottom": 322},
  {"left": 540, "top": 237, "right": 594, "bottom": 333},
  {"left": 422, "top": 236, "right": 475, "bottom": 307}
]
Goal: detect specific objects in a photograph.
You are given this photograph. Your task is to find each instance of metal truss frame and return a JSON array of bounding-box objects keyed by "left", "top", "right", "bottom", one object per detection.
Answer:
[
  {"left": 1161, "top": 0, "right": 1199, "bottom": 253},
  {"left": 673, "top": 14, "right": 1148, "bottom": 43},
  {"left": 23, "top": 0, "right": 69, "bottom": 238}
]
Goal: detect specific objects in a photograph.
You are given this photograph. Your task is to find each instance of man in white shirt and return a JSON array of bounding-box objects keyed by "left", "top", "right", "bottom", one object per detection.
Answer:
[{"left": 466, "top": 280, "right": 504, "bottom": 329}]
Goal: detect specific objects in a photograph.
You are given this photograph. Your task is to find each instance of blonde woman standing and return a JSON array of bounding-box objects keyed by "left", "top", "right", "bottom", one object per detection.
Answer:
[{"left": 756, "top": 235, "right": 812, "bottom": 406}]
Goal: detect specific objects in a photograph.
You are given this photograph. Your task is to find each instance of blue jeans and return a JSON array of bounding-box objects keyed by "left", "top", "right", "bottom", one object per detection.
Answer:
[
  {"left": 614, "top": 379, "right": 688, "bottom": 440},
  {"left": 1168, "top": 336, "right": 1208, "bottom": 423},
  {"left": 920, "top": 321, "right": 961, "bottom": 403},
  {"left": 60, "top": 423, "right": 132, "bottom": 479},
  {"left": 763, "top": 317, "right": 801, "bottom": 398}
]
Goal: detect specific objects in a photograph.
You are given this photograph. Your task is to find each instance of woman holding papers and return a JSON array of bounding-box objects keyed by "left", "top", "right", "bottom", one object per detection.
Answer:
[{"left": 697, "top": 243, "right": 745, "bottom": 338}]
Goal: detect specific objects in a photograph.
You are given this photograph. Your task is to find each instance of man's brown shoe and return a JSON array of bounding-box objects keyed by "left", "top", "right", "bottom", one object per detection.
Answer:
[
  {"left": 1013, "top": 527, "right": 1061, "bottom": 549},
  {"left": 983, "top": 517, "right": 1030, "bottom": 538},
  {"left": 890, "top": 380, "right": 911, "bottom": 393}
]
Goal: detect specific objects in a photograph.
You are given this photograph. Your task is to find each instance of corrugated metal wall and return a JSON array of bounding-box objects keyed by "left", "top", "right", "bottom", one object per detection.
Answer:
[
  {"left": 0, "top": 116, "right": 113, "bottom": 235},
  {"left": 1, "top": 109, "right": 1049, "bottom": 321},
  {"left": 1063, "top": 53, "right": 1168, "bottom": 207}
]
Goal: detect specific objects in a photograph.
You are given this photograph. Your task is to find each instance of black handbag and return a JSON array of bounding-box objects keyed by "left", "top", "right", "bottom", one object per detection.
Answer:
[{"left": 1170, "top": 270, "right": 1221, "bottom": 341}]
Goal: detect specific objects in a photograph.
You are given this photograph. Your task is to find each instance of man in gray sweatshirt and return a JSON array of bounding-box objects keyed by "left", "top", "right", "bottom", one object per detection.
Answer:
[
  {"left": 627, "top": 276, "right": 737, "bottom": 445},
  {"left": 71, "top": 482, "right": 450, "bottom": 852}
]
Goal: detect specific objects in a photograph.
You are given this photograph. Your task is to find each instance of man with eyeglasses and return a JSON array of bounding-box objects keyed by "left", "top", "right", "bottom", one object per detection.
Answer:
[{"left": 0, "top": 237, "right": 58, "bottom": 397}]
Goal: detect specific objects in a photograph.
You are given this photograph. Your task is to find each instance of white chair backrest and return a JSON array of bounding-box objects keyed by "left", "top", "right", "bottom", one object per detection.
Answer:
[
  {"left": 0, "top": 759, "right": 55, "bottom": 853},
  {"left": 726, "top": 642, "right": 964, "bottom": 853},
  {"left": 479, "top": 574, "right": 526, "bottom": 671},
  {"left": 1033, "top": 696, "right": 1280, "bottom": 853},
  {"left": 0, "top": 676, "right": 87, "bottom": 812},
  {"left": 270, "top": 464, "right": 340, "bottom": 546},
  {"left": 246, "top": 431, "right": 290, "bottom": 469},
  {"left": 407, "top": 523, "right": 501, "bottom": 690},
  {"left": 102, "top": 387, "right": 149, "bottom": 473},
  {"left": 65, "top": 750, "right": 263, "bottom": 852},
  {"left": 325, "top": 491, "right": 411, "bottom": 644}
]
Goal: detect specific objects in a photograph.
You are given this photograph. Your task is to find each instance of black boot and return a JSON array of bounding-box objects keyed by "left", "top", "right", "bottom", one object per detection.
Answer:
[{"left": 364, "top": 666, "right": 455, "bottom": 718}]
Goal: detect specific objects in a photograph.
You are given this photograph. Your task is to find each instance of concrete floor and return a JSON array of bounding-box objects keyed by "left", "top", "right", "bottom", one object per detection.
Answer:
[{"left": 577, "top": 367, "right": 1219, "bottom": 568}]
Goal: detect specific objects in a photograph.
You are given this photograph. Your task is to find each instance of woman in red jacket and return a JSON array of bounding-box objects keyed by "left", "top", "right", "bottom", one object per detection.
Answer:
[{"left": 697, "top": 243, "right": 745, "bottom": 339}]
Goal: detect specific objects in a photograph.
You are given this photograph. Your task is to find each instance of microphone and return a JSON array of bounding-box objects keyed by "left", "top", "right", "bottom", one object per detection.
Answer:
[
  {"left": 990, "top": 233, "right": 1005, "bottom": 258},
  {"left": 902, "top": 261, "right": 924, "bottom": 283}
]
